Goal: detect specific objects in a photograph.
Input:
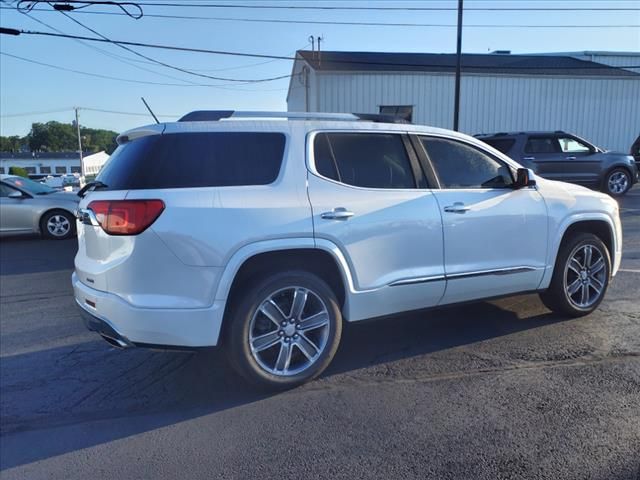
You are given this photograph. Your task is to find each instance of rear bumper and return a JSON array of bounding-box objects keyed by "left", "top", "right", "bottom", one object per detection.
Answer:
[{"left": 72, "top": 272, "right": 225, "bottom": 347}]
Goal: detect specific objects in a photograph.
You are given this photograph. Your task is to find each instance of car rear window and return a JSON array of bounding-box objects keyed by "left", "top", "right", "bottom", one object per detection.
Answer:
[
  {"left": 481, "top": 138, "right": 515, "bottom": 154},
  {"left": 96, "top": 132, "right": 286, "bottom": 190}
]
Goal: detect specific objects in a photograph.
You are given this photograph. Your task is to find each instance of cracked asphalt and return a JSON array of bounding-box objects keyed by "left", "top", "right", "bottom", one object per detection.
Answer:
[{"left": 1, "top": 188, "right": 639, "bottom": 480}]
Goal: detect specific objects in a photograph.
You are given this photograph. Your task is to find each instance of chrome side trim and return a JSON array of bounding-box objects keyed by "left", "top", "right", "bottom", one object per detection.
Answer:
[
  {"left": 389, "top": 267, "right": 538, "bottom": 287},
  {"left": 389, "top": 275, "right": 446, "bottom": 287},
  {"left": 446, "top": 266, "right": 538, "bottom": 280}
]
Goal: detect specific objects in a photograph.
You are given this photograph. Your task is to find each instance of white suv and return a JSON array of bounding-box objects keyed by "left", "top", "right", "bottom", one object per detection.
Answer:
[{"left": 73, "top": 111, "right": 623, "bottom": 389}]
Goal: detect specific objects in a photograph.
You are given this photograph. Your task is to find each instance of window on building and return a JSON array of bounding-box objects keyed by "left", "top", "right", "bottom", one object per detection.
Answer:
[
  {"left": 314, "top": 133, "right": 416, "bottom": 189},
  {"left": 24, "top": 167, "right": 36, "bottom": 174},
  {"left": 0, "top": 167, "right": 5, "bottom": 174},
  {"left": 557, "top": 137, "right": 591, "bottom": 153},
  {"left": 525, "top": 137, "right": 558, "bottom": 154},
  {"left": 40, "top": 166, "right": 52, "bottom": 174},
  {"left": 70, "top": 166, "right": 82, "bottom": 174},
  {"left": 379, "top": 105, "right": 413, "bottom": 122},
  {"left": 420, "top": 137, "right": 514, "bottom": 189},
  {"left": 56, "top": 166, "right": 68, "bottom": 174}
]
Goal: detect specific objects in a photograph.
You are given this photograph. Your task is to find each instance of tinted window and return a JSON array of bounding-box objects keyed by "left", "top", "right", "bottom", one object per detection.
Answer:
[
  {"left": 482, "top": 138, "right": 515, "bottom": 154},
  {"left": 0, "top": 183, "right": 16, "bottom": 197},
  {"left": 420, "top": 137, "right": 514, "bottom": 189},
  {"left": 97, "top": 132, "right": 286, "bottom": 190},
  {"left": 314, "top": 133, "right": 416, "bottom": 189},
  {"left": 525, "top": 137, "right": 558, "bottom": 154}
]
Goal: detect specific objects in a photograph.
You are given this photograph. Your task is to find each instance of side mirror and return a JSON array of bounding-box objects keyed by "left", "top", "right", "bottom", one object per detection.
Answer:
[
  {"left": 515, "top": 168, "right": 536, "bottom": 189},
  {"left": 8, "top": 191, "right": 25, "bottom": 199}
]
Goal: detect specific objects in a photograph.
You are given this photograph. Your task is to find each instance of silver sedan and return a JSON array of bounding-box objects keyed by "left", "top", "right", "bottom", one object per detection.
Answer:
[{"left": 0, "top": 175, "right": 79, "bottom": 240}]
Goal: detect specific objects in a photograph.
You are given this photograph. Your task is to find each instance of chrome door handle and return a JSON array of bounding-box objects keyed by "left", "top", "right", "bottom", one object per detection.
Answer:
[
  {"left": 444, "top": 202, "right": 470, "bottom": 214},
  {"left": 321, "top": 207, "right": 354, "bottom": 220},
  {"left": 565, "top": 156, "right": 576, "bottom": 160},
  {"left": 523, "top": 157, "right": 536, "bottom": 161}
]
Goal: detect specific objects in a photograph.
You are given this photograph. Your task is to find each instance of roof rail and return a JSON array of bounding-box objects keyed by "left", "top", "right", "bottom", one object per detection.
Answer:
[{"left": 178, "top": 110, "right": 410, "bottom": 124}]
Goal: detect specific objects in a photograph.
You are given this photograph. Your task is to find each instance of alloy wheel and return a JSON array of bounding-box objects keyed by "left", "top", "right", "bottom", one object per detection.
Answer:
[
  {"left": 47, "top": 214, "right": 71, "bottom": 237},
  {"left": 607, "top": 171, "right": 629, "bottom": 195},
  {"left": 248, "top": 286, "right": 330, "bottom": 376},
  {"left": 563, "top": 243, "right": 607, "bottom": 309}
]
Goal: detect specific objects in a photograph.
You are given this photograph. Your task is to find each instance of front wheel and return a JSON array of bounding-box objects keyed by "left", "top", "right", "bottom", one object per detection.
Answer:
[
  {"left": 603, "top": 168, "right": 631, "bottom": 196},
  {"left": 40, "top": 210, "right": 75, "bottom": 240},
  {"left": 226, "top": 271, "right": 342, "bottom": 390},
  {"left": 539, "top": 233, "right": 611, "bottom": 317}
]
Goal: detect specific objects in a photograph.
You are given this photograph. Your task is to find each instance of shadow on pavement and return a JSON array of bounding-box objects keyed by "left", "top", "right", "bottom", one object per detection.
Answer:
[{"left": 1, "top": 298, "right": 564, "bottom": 470}]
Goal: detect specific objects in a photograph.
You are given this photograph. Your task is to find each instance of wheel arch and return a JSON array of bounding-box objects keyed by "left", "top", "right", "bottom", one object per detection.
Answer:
[
  {"left": 38, "top": 206, "right": 77, "bottom": 234},
  {"left": 216, "top": 238, "right": 355, "bottom": 328},
  {"left": 541, "top": 214, "right": 616, "bottom": 289},
  {"left": 602, "top": 164, "right": 633, "bottom": 191}
]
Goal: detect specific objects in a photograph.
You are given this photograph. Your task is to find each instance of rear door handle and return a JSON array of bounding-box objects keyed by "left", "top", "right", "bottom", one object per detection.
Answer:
[
  {"left": 444, "top": 202, "right": 470, "bottom": 214},
  {"left": 321, "top": 207, "right": 354, "bottom": 220}
]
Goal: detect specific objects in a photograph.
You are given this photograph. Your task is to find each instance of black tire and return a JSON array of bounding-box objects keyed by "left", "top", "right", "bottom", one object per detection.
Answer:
[
  {"left": 226, "top": 270, "right": 342, "bottom": 390},
  {"left": 539, "top": 232, "right": 611, "bottom": 317},
  {"left": 40, "top": 209, "right": 76, "bottom": 240},
  {"left": 602, "top": 167, "right": 631, "bottom": 196}
]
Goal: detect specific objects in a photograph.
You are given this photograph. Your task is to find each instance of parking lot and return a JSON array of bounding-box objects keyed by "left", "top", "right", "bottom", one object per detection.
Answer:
[{"left": 0, "top": 188, "right": 638, "bottom": 480}]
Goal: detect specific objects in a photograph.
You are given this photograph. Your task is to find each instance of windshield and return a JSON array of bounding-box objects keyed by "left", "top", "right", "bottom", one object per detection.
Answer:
[{"left": 3, "top": 176, "right": 56, "bottom": 195}]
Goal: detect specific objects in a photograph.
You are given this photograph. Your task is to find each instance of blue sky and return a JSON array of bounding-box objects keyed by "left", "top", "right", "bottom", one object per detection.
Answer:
[{"left": 1, "top": 0, "right": 639, "bottom": 136}]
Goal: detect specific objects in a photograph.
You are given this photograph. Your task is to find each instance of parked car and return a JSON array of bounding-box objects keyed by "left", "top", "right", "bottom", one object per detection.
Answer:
[
  {"left": 0, "top": 174, "right": 79, "bottom": 239},
  {"left": 74, "top": 112, "right": 623, "bottom": 389},
  {"left": 631, "top": 134, "right": 640, "bottom": 170},
  {"left": 476, "top": 131, "right": 638, "bottom": 196}
]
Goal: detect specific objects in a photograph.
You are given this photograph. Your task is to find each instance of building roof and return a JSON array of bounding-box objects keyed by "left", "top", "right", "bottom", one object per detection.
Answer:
[
  {"left": 297, "top": 50, "right": 639, "bottom": 77},
  {"left": 0, "top": 152, "right": 85, "bottom": 160}
]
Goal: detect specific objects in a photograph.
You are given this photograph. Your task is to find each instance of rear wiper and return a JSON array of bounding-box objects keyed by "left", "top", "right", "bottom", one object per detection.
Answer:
[{"left": 78, "top": 181, "right": 108, "bottom": 198}]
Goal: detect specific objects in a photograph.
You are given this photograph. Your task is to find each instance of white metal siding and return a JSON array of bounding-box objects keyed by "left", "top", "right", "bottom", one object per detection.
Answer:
[{"left": 309, "top": 72, "right": 640, "bottom": 152}]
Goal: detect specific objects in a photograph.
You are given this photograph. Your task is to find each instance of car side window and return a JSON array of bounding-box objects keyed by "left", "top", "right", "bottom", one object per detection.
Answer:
[
  {"left": 420, "top": 137, "right": 514, "bottom": 189},
  {"left": 313, "top": 133, "right": 416, "bottom": 189},
  {"left": 0, "top": 183, "right": 16, "bottom": 197},
  {"left": 525, "top": 137, "right": 559, "bottom": 154},
  {"left": 557, "top": 137, "right": 591, "bottom": 153}
]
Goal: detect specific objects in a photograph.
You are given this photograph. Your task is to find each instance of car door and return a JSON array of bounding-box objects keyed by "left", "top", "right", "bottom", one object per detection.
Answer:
[
  {"left": 415, "top": 135, "right": 548, "bottom": 305},
  {"left": 521, "top": 135, "right": 565, "bottom": 181},
  {"left": 0, "top": 183, "right": 35, "bottom": 233},
  {"left": 306, "top": 131, "right": 445, "bottom": 320},
  {"left": 554, "top": 135, "right": 601, "bottom": 185}
]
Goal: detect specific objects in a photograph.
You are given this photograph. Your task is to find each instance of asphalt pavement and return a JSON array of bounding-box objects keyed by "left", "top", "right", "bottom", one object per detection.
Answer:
[{"left": 1, "top": 188, "right": 639, "bottom": 480}]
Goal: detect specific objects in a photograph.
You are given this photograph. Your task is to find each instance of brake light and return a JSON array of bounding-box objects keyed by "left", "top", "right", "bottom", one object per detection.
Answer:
[{"left": 87, "top": 200, "right": 165, "bottom": 235}]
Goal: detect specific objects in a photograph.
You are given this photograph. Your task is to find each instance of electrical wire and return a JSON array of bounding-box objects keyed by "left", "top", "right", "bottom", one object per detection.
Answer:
[
  {"left": 2, "top": 6, "right": 638, "bottom": 28},
  {"left": 17, "top": 0, "right": 143, "bottom": 18},
  {"left": 4, "top": 29, "right": 640, "bottom": 71}
]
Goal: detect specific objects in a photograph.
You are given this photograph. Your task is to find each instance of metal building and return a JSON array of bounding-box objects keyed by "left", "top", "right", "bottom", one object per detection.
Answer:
[{"left": 287, "top": 51, "right": 640, "bottom": 152}]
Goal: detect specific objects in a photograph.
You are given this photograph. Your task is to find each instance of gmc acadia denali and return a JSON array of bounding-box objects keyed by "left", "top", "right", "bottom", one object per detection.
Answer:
[{"left": 73, "top": 111, "right": 623, "bottom": 389}]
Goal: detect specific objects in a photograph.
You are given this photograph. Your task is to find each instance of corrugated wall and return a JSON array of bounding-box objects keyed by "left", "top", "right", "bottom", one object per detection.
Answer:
[{"left": 310, "top": 72, "right": 640, "bottom": 151}]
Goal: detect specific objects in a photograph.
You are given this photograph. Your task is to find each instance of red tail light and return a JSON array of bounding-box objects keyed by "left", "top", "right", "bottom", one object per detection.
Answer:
[{"left": 87, "top": 200, "right": 165, "bottom": 235}]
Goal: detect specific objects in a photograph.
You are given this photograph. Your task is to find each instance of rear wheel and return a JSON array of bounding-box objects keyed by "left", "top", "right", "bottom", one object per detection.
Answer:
[
  {"left": 603, "top": 168, "right": 631, "bottom": 196},
  {"left": 40, "top": 210, "right": 75, "bottom": 240},
  {"left": 226, "top": 271, "right": 342, "bottom": 390},
  {"left": 539, "top": 232, "right": 610, "bottom": 317}
]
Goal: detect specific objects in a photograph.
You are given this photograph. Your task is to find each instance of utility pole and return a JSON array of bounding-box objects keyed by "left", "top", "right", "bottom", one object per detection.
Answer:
[
  {"left": 453, "top": 0, "right": 463, "bottom": 131},
  {"left": 74, "top": 107, "right": 84, "bottom": 181}
]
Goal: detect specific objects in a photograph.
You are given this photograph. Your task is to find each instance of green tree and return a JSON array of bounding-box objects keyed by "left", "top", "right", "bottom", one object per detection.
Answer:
[
  {"left": 25, "top": 121, "right": 117, "bottom": 153},
  {"left": 0, "top": 136, "right": 23, "bottom": 152},
  {"left": 8, "top": 166, "right": 29, "bottom": 177}
]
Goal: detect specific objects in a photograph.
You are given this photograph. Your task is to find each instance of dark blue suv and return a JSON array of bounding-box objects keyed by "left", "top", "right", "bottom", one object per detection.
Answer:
[{"left": 477, "top": 131, "right": 638, "bottom": 196}]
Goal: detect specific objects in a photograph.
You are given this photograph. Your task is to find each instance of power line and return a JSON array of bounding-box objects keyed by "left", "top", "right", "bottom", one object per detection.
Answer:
[
  {"left": 4, "top": 28, "right": 640, "bottom": 71},
  {"left": 53, "top": 10, "right": 292, "bottom": 82},
  {"left": 2, "top": 7, "right": 638, "bottom": 28},
  {"left": 1, "top": 107, "right": 75, "bottom": 117},
  {"left": 44, "top": 1, "right": 640, "bottom": 11}
]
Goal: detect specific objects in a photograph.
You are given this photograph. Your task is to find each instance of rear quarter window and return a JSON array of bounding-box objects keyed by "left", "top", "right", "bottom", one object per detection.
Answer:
[{"left": 97, "top": 132, "right": 286, "bottom": 190}]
